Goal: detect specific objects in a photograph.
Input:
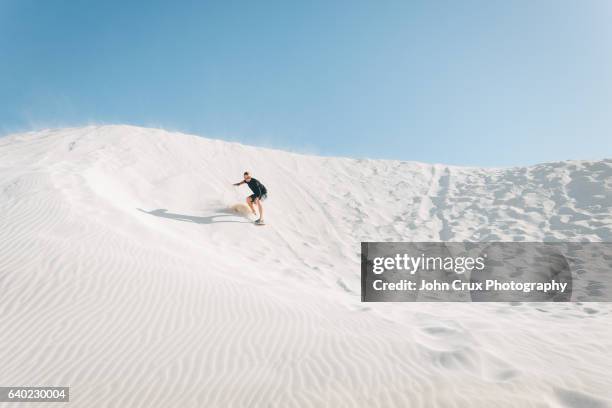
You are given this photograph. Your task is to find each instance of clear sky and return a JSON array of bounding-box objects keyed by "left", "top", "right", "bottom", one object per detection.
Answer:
[{"left": 1, "top": 0, "right": 611, "bottom": 166}]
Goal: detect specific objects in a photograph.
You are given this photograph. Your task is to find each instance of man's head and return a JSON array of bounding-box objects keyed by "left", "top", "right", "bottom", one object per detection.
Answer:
[{"left": 243, "top": 171, "right": 251, "bottom": 182}]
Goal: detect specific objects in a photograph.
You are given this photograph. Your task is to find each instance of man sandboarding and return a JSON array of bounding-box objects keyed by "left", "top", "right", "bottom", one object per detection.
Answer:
[{"left": 233, "top": 171, "right": 268, "bottom": 225}]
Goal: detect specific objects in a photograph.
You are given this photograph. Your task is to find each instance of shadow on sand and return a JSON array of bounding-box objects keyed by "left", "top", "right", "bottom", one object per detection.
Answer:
[{"left": 137, "top": 208, "right": 250, "bottom": 224}]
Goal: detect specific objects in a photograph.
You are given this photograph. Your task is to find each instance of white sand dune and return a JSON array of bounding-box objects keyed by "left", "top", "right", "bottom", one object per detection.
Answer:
[{"left": 0, "top": 125, "right": 611, "bottom": 407}]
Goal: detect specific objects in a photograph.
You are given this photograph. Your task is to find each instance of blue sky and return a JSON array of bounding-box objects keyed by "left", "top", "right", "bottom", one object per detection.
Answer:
[{"left": 1, "top": 0, "right": 611, "bottom": 166}]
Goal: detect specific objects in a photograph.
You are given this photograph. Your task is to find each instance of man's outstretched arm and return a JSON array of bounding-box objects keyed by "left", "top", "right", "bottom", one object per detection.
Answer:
[{"left": 233, "top": 180, "right": 245, "bottom": 186}]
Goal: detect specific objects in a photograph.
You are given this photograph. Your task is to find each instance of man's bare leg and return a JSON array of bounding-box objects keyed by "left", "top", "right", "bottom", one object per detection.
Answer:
[
  {"left": 256, "top": 198, "right": 264, "bottom": 221},
  {"left": 246, "top": 197, "right": 257, "bottom": 216}
]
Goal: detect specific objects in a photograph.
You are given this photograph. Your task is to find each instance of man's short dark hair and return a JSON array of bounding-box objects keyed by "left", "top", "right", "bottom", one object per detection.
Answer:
[{"left": 244, "top": 171, "right": 250, "bottom": 176}]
